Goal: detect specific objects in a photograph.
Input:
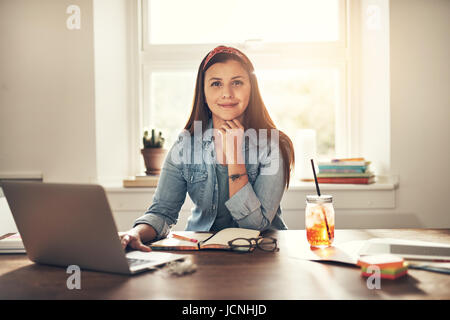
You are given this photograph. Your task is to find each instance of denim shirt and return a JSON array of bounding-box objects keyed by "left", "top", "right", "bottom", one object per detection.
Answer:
[{"left": 133, "top": 117, "right": 288, "bottom": 239}]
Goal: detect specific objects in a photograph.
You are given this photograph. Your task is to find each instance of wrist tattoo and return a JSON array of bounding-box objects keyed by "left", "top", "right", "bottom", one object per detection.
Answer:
[{"left": 229, "top": 173, "right": 247, "bottom": 182}]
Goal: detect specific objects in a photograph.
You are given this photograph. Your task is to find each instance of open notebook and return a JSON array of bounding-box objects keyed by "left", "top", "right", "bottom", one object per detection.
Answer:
[{"left": 149, "top": 228, "right": 260, "bottom": 250}]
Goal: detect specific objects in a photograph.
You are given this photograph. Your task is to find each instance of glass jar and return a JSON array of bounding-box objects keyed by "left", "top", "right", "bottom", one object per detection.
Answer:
[{"left": 305, "top": 195, "right": 335, "bottom": 247}]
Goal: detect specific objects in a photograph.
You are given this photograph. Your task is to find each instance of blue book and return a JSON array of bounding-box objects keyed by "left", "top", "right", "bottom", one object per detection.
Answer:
[{"left": 318, "top": 165, "right": 367, "bottom": 172}]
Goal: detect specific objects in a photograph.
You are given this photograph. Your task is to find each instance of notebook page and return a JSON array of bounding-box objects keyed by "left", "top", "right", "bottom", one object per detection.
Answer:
[
  {"left": 150, "top": 232, "right": 213, "bottom": 250},
  {"left": 150, "top": 237, "right": 197, "bottom": 248},
  {"left": 170, "top": 231, "right": 213, "bottom": 243},
  {"left": 201, "top": 228, "right": 260, "bottom": 247}
]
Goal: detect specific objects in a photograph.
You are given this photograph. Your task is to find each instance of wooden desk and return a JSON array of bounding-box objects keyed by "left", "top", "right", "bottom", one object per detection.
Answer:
[{"left": 0, "top": 229, "right": 449, "bottom": 300}]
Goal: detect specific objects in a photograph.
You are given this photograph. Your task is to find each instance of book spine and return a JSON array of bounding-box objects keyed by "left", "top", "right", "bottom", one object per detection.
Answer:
[
  {"left": 319, "top": 165, "right": 367, "bottom": 169},
  {"left": 149, "top": 246, "right": 199, "bottom": 251},
  {"left": 317, "top": 177, "right": 373, "bottom": 184},
  {"left": 331, "top": 158, "right": 365, "bottom": 162},
  {"left": 318, "top": 165, "right": 367, "bottom": 171},
  {"left": 319, "top": 161, "right": 368, "bottom": 166},
  {"left": 123, "top": 179, "right": 159, "bottom": 187},
  {"left": 317, "top": 173, "right": 373, "bottom": 178},
  {"left": 199, "top": 244, "right": 229, "bottom": 250},
  {"left": 318, "top": 168, "right": 366, "bottom": 173}
]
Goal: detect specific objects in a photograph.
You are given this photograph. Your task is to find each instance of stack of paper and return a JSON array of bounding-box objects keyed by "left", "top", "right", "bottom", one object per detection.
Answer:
[
  {"left": 357, "top": 254, "right": 407, "bottom": 280},
  {"left": 0, "top": 233, "right": 25, "bottom": 253}
]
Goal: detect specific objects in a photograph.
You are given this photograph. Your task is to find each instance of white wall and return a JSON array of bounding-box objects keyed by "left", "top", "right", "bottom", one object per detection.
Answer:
[
  {"left": 0, "top": 0, "right": 97, "bottom": 183},
  {"left": 93, "top": 0, "right": 130, "bottom": 184},
  {"left": 389, "top": 0, "right": 450, "bottom": 227}
]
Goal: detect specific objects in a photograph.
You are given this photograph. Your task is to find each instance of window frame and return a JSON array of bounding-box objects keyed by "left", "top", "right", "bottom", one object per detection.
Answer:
[{"left": 132, "top": 0, "right": 358, "bottom": 175}]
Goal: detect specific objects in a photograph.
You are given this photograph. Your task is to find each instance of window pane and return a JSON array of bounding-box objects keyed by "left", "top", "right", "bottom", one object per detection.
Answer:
[
  {"left": 148, "top": 0, "right": 339, "bottom": 44},
  {"left": 148, "top": 72, "right": 196, "bottom": 149},
  {"left": 256, "top": 69, "right": 337, "bottom": 157},
  {"left": 148, "top": 69, "right": 337, "bottom": 159}
]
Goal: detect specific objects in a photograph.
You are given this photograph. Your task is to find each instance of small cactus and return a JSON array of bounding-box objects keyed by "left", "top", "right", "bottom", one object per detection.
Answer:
[{"left": 143, "top": 129, "right": 165, "bottom": 148}]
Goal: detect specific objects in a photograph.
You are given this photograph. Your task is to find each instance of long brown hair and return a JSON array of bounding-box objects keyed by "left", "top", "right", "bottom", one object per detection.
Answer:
[{"left": 184, "top": 48, "right": 295, "bottom": 189}]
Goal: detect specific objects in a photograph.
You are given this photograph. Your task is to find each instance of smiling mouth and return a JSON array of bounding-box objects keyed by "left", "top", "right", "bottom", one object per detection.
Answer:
[{"left": 218, "top": 103, "right": 238, "bottom": 108}]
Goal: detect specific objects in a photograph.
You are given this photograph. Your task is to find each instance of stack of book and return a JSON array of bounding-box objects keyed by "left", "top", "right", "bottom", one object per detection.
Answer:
[
  {"left": 123, "top": 174, "right": 159, "bottom": 188},
  {"left": 317, "top": 158, "right": 375, "bottom": 184}
]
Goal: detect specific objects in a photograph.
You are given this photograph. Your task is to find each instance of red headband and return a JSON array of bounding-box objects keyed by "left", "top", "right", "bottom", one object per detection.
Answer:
[{"left": 202, "top": 46, "right": 248, "bottom": 71}]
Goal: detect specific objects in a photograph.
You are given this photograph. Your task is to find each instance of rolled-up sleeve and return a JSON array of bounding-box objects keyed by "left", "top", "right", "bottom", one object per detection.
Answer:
[
  {"left": 225, "top": 144, "right": 285, "bottom": 231},
  {"left": 133, "top": 138, "right": 187, "bottom": 240}
]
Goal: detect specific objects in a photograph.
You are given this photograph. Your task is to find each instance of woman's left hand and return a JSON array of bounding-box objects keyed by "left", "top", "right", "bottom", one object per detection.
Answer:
[{"left": 219, "top": 119, "right": 245, "bottom": 164}]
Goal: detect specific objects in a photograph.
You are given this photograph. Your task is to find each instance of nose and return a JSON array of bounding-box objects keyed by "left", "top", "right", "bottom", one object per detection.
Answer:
[{"left": 222, "top": 84, "right": 234, "bottom": 99}]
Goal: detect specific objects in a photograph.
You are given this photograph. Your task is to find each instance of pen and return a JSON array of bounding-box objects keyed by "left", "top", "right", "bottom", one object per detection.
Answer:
[{"left": 172, "top": 233, "right": 199, "bottom": 243}]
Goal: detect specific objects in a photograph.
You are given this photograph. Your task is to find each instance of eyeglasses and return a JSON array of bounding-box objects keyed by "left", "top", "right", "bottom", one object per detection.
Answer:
[{"left": 227, "top": 236, "right": 279, "bottom": 253}]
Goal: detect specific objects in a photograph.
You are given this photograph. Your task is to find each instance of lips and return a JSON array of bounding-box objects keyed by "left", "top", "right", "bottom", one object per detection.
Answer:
[{"left": 218, "top": 103, "right": 238, "bottom": 108}]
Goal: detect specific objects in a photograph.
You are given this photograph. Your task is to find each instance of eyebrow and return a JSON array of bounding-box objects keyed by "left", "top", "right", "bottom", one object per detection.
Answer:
[{"left": 208, "top": 76, "right": 245, "bottom": 81}]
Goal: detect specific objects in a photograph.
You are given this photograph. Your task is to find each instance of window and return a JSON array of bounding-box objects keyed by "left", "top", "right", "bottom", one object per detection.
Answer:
[
  {"left": 147, "top": 0, "right": 340, "bottom": 44},
  {"left": 138, "top": 0, "right": 350, "bottom": 174}
]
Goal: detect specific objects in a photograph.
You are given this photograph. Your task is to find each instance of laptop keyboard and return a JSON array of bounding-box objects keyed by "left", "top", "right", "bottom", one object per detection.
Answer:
[{"left": 127, "top": 258, "right": 152, "bottom": 267}]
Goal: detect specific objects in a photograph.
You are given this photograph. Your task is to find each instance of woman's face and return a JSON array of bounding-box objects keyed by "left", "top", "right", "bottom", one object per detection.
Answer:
[{"left": 204, "top": 59, "right": 251, "bottom": 123}]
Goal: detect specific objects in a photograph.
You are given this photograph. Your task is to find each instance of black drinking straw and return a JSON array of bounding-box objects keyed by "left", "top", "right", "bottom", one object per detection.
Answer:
[
  {"left": 310, "top": 159, "right": 321, "bottom": 196},
  {"left": 311, "top": 159, "right": 331, "bottom": 242}
]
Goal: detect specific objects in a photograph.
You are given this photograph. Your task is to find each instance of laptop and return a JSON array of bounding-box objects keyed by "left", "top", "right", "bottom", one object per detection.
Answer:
[{"left": 1, "top": 181, "right": 186, "bottom": 275}]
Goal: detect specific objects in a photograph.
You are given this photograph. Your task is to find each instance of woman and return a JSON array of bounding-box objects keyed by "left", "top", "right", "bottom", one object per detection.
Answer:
[{"left": 120, "top": 46, "right": 295, "bottom": 252}]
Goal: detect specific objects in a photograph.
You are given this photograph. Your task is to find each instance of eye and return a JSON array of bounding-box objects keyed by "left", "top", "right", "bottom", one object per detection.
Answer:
[
  {"left": 211, "top": 81, "right": 221, "bottom": 87},
  {"left": 232, "top": 80, "right": 244, "bottom": 86}
]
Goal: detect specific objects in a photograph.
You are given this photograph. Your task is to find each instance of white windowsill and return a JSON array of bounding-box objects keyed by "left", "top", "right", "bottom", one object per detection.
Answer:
[
  {"left": 101, "top": 174, "right": 399, "bottom": 232},
  {"left": 288, "top": 175, "right": 399, "bottom": 191},
  {"left": 102, "top": 175, "right": 399, "bottom": 193}
]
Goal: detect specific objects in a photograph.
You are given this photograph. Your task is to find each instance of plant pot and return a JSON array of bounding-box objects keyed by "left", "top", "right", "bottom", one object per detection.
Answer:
[{"left": 141, "top": 148, "right": 167, "bottom": 175}]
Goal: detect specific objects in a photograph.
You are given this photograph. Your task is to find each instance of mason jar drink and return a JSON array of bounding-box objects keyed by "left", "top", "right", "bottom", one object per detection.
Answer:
[{"left": 305, "top": 195, "right": 335, "bottom": 247}]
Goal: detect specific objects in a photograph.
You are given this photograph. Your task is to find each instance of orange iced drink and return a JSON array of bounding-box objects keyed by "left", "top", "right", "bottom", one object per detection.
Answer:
[{"left": 305, "top": 195, "right": 335, "bottom": 247}]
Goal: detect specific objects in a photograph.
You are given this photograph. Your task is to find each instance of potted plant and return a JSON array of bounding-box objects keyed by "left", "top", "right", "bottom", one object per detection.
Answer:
[{"left": 141, "top": 129, "right": 167, "bottom": 175}]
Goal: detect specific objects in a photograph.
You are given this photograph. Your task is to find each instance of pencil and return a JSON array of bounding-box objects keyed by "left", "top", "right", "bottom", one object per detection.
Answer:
[{"left": 172, "top": 233, "right": 199, "bottom": 243}]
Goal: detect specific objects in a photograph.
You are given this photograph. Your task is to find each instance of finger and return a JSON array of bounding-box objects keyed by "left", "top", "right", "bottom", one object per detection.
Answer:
[
  {"left": 121, "top": 235, "right": 130, "bottom": 249},
  {"left": 229, "top": 120, "right": 243, "bottom": 130},
  {"left": 222, "top": 121, "right": 233, "bottom": 130},
  {"left": 139, "top": 243, "right": 152, "bottom": 252},
  {"left": 225, "top": 120, "right": 237, "bottom": 129},
  {"left": 133, "top": 238, "right": 152, "bottom": 252},
  {"left": 231, "top": 119, "right": 244, "bottom": 129},
  {"left": 219, "top": 127, "right": 228, "bottom": 137}
]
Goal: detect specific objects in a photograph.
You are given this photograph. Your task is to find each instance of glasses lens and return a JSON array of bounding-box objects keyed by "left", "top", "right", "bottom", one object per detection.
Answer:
[
  {"left": 257, "top": 237, "right": 278, "bottom": 251},
  {"left": 229, "top": 238, "right": 253, "bottom": 252}
]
